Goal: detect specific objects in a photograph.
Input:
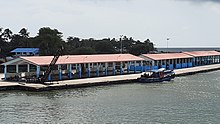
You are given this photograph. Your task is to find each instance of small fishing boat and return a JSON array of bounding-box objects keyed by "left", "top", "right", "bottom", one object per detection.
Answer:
[{"left": 137, "top": 68, "right": 175, "bottom": 83}]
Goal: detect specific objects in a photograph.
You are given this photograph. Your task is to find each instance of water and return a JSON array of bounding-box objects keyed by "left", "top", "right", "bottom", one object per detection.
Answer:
[
  {"left": 1, "top": 71, "right": 220, "bottom": 123},
  {"left": 157, "top": 47, "right": 220, "bottom": 53}
]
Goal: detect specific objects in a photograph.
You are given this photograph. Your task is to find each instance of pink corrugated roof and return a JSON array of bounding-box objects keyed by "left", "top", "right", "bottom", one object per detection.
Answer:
[
  {"left": 183, "top": 51, "right": 220, "bottom": 57},
  {"left": 142, "top": 53, "right": 193, "bottom": 60},
  {"left": 20, "top": 54, "right": 144, "bottom": 66}
]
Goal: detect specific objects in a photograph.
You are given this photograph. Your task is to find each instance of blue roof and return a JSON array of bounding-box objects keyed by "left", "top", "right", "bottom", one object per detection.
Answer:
[{"left": 11, "top": 48, "right": 39, "bottom": 53}]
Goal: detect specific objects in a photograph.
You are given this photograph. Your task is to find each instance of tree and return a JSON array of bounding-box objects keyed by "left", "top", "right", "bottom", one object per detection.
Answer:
[
  {"left": 65, "top": 36, "right": 81, "bottom": 54},
  {"left": 0, "top": 27, "right": 157, "bottom": 56},
  {"left": 34, "top": 27, "right": 65, "bottom": 55},
  {"left": 10, "top": 34, "right": 23, "bottom": 48},
  {"left": 73, "top": 47, "right": 96, "bottom": 55},
  {"left": 143, "top": 39, "right": 155, "bottom": 52},
  {"left": 19, "top": 28, "right": 29, "bottom": 38},
  {"left": 129, "top": 44, "right": 149, "bottom": 56},
  {"left": 94, "top": 40, "right": 116, "bottom": 54},
  {"left": 0, "top": 28, "right": 6, "bottom": 54},
  {"left": 0, "top": 28, "right": 12, "bottom": 56},
  {"left": 2, "top": 28, "right": 13, "bottom": 42}
]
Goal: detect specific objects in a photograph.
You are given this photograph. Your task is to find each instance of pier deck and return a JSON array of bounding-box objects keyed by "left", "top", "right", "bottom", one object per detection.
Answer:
[{"left": 0, "top": 63, "right": 220, "bottom": 91}]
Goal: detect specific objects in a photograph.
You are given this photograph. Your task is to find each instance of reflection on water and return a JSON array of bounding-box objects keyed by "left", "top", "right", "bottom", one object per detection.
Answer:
[{"left": 1, "top": 71, "right": 220, "bottom": 123}]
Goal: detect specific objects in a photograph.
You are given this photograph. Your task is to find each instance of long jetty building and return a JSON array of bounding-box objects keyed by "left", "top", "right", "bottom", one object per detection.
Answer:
[
  {"left": 1, "top": 50, "right": 220, "bottom": 82},
  {"left": 2, "top": 54, "right": 144, "bottom": 81}
]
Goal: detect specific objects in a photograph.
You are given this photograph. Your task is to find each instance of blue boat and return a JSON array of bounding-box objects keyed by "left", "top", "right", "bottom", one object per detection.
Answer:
[{"left": 137, "top": 68, "right": 175, "bottom": 83}]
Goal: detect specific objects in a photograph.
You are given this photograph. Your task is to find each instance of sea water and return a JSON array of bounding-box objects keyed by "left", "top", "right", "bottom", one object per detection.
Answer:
[
  {"left": 0, "top": 70, "right": 220, "bottom": 123},
  {"left": 157, "top": 47, "right": 220, "bottom": 52}
]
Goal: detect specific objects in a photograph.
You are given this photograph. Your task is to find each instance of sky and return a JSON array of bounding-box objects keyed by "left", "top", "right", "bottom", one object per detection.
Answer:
[{"left": 1, "top": 0, "right": 220, "bottom": 48}]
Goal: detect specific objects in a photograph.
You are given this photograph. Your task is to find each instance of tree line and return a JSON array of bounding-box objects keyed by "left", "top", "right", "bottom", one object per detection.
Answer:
[{"left": 0, "top": 27, "right": 156, "bottom": 57}]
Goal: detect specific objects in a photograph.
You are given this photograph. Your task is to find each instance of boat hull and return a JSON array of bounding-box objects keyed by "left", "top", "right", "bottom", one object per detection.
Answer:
[
  {"left": 137, "top": 76, "right": 173, "bottom": 83},
  {"left": 137, "top": 69, "right": 175, "bottom": 83}
]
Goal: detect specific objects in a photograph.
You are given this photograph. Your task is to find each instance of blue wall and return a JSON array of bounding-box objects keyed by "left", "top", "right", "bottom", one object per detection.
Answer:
[
  {"left": 144, "top": 66, "right": 151, "bottom": 71},
  {"left": 135, "top": 66, "right": 143, "bottom": 71},
  {"left": 188, "top": 62, "right": 193, "bottom": 67},
  {"left": 153, "top": 66, "right": 158, "bottom": 70},
  {"left": 182, "top": 63, "right": 188, "bottom": 68},
  {"left": 126, "top": 61, "right": 199, "bottom": 72},
  {"left": 169, "top": 64, "right": 174, "bottom": 70},
  {"left": 176, "top": 64, "right": 182, "bottom": 69},
  {"left": 130, "top": 65, "right": 135, "bottom": 71},
  {"left": 161, "top": 65, "right": 166, "bottom": 68}
]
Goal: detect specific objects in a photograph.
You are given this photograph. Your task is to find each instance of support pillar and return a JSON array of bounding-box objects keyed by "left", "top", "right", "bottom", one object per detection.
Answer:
[
  {"left": 16, "top": 64, "right": 19, "bottom": 73},
  {"left": 140, "top": 61, "right": 143, "bottom": 72},
  {"left": 69, "top": 64, "right": 72, "bottom": 79},
  {"left": 27, "top": 64, "right": 30, "bottom": 72},
  {"left": 48, "top": 74, "right": 51, "bottom": 81},
  {"left": 105, "top": 63, "right": 108, "bottom": 76},
  {"left": 58, "top": 65, "right": 62, "bottom": 80},
  {"left": 134, "top": 61, "right": 136, "bottom": 73},
  {"left": 127, "top": 61, "right": 130, "bottom": 73},
  {"left": 79, "top": 64, "right": 82, "bottom": 78},
  {"left": 96, "top": 63, "right": 99, "bottom": 77},
  {"left": 76, "top": 64, "right": 78, "bottom": 73},
  {"left": 120, "top": 62, "right": 123, "bottom": 75},
  {"left": 112, "top": 62, "right": 115, "bottom": 75},
  {"left": 219, "top": 56, "right": 220, "bottom": 63},
  {"left": 4, "top": 65, "right": 7, "bottom": 80},
  {"left": 36, "top": 65, "right": 40, "bottom": 78},
  {"left": 88, "top": 63, "right": 91, "bottom": 77}
]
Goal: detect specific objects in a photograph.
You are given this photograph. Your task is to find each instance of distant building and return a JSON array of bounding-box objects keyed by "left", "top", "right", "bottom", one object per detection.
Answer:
[{"left": 11, "top": 48, "right": 39, "bottom": 57}]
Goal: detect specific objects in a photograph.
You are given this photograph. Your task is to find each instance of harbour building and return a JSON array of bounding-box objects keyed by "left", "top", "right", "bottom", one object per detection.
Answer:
[
  {"left": 2, "top": 50, "right": 220, "bottom": 81},
  {"left": 1, "top": 54, "right": 144, "bottom": 81},
  {"left": 140, "top": 53, "right": 194, "bottom": 70},
  {"left": 183, "top": 51, "right": 220, "bottom": 66}
]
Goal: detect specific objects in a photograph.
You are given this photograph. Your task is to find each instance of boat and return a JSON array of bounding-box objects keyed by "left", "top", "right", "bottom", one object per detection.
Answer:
[{"left": 137, "top": 68, "right": 175, "bottom": 83}]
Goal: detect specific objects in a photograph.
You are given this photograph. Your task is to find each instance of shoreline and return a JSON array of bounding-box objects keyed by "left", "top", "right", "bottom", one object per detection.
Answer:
[{"left": 0, "top": 63, "right": 220, "bottom": 91}]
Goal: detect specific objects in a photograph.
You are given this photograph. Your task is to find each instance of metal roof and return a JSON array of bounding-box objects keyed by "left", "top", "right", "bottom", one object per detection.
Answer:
[
  {"left": 11, "top": 48, "right": 39, "bottom": 53},
  {"left": 183, "top": 51, "right": 220, "bottom": 57},
  {"left": 141, "top": 53, "right": 193, "bottom": 60},
  {"left": 15, "top": 54, "right": 144, "bottom": 66}
]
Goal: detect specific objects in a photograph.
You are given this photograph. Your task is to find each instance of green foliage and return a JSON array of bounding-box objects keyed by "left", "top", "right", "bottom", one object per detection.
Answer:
[
  {"left": 35, "top": 27, "right": 65, "bottom": 55},
  {"left": 73, "top": 47, "right": 96, "bottom": 55},
  {"left": 0, "top": 27, "right": 156, "bottom": 57},
  {"left": 95, "top": 40, "right": 116, "bottom": 54}
]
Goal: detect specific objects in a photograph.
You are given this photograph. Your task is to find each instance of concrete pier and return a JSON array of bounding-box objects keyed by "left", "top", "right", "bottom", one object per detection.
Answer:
[{"left": 0, "top": 63, "right": 220, "bottom": 91}]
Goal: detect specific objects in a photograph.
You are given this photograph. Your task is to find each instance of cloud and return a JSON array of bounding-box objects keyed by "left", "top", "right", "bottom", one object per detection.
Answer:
[
  {"left": 177, "top": 0, "right": 220, "bottom": 3},
  {"left": 180, "top": 0, "right": 220, "bottom": 14},
  {"left": 194, "top": 0, "right": 220, "bottom": 2}
]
